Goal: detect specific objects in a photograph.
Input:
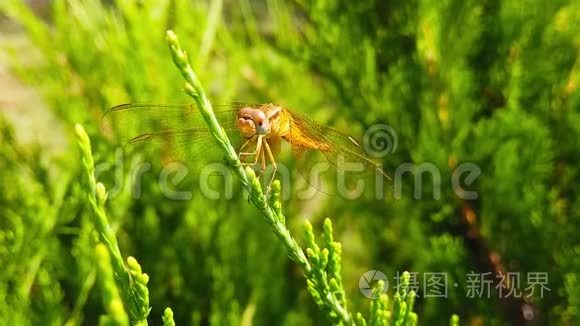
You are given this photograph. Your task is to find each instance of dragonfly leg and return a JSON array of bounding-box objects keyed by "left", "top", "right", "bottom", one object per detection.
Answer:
[
  {"left": 239, "top": 135, "right": 263, "bottom": 166},
  {"left": 238, "top": 137, "right": 254, "bottom": 154},
  {"left": 263, "top": 140, "right": 277, "bottom": 197},
  {"left": 238, "top": 137, "right": 254, "bottom": 153},
  {"left": 258, "top": 144, "right": 267, "bottom": 177}
]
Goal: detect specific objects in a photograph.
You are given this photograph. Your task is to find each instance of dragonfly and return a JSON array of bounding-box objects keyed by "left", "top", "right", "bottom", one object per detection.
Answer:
[{"left": 102, "top": 103, "right": 390, "bottom": 195}]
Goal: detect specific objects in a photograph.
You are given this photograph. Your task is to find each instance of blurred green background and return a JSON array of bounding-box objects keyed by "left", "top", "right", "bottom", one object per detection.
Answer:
[{"left": 1, "top": 0, "right": 579, "bottom": 325}]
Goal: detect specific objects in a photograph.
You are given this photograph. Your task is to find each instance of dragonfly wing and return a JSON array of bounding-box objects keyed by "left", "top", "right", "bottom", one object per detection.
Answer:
[
  {"left": 287, "top": 111, "right": 390, "bottom": 195},
  {"left": 102, "top": 103, "right": 241, "bottom": 139},
  {"left": 102, "top": 104, "right": 244, "bottom": 163}
]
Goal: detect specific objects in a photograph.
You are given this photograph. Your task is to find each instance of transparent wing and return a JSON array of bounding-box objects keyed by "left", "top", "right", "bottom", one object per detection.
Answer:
[
  {"left": 287, "top": 110, "right": 390, "bottom": 196},
  {"left": 101, "top": 103, "right": 244, "bottom": 162}
]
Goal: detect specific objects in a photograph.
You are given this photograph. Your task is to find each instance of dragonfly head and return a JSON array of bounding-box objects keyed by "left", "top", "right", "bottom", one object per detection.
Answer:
[{"left": 237, "top": 106, "right": 281, "bottom": 136}]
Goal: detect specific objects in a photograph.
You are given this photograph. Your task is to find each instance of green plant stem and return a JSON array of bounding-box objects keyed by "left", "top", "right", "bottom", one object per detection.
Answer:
[
  {"left": 75, "top": 124, "right": 150, "bottom": 325},
  {"left": 166, "top": 30, "right": 356, "bottom": 324}
]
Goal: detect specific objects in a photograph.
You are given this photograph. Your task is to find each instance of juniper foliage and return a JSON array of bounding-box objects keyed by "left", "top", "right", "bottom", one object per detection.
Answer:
[{"left": 0, "top": 0, "right": 578, "bottom": 325}]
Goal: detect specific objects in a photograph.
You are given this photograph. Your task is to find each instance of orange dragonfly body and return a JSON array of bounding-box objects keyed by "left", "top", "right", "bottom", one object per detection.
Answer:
[{"left": 103, "top": 103, "right": 389, "bottom": 192}]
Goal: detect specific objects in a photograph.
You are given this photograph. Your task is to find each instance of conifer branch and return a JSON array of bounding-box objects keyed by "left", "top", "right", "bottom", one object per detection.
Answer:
[
  {"left": 95, "top": 243, "right": 129, "bottom": 326},
  {"left": 75, "top": 124, "right": 150, "bottom": 325},
  {"left": 166, "top": 30, "right": 360, "bottom": 323},
  {"left": 162, "top": 308, "right": 176, "bottom": 326}
]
